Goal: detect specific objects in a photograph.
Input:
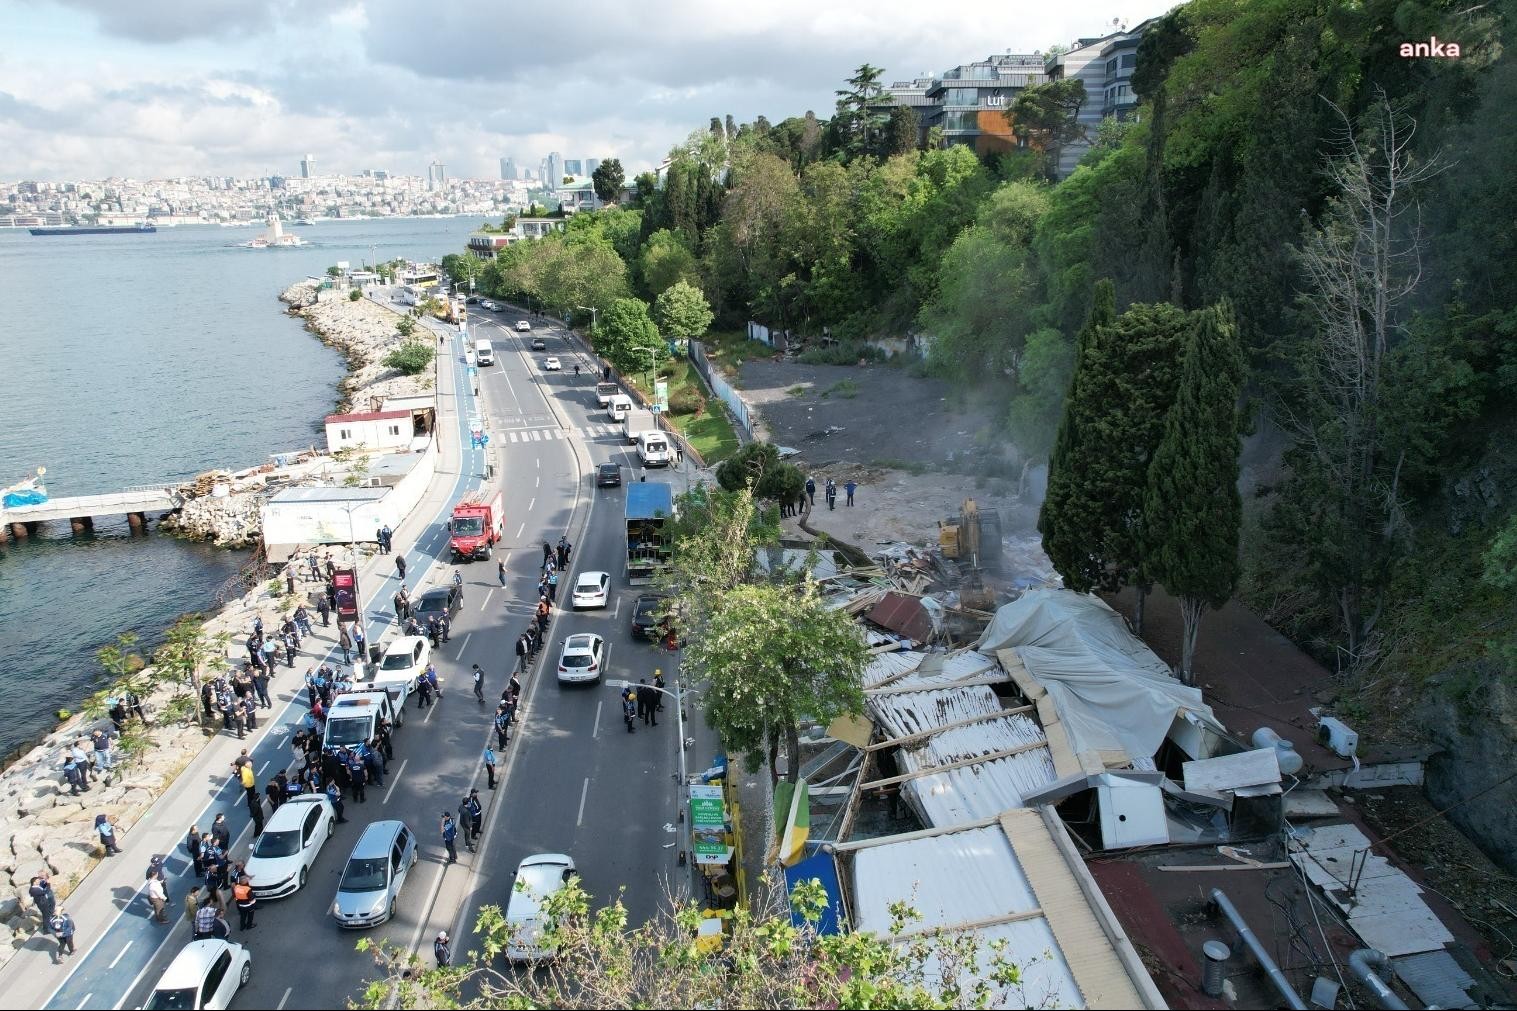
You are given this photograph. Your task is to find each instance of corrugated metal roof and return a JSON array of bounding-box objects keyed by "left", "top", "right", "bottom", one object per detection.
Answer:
[
  {"left": 852, "top": 823, "right": 1085, "bottom": 1008},
  {"left": 324, "top": 410, "right": 411, "bottom": 423},
  {"left": 1394, "top": 950, "right": 1476, "bottom": 1010},
  {"left": 864, "top": 649, "right": 1007, "bottom": 691},
  {"left": 867, "top": 591, "right": 933, "bottom": 642}
]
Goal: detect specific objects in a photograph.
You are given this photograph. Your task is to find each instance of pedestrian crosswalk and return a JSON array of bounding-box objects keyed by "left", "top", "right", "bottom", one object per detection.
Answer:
[{"left": 499, "top": 424, "right": 624, "bottom": 443}]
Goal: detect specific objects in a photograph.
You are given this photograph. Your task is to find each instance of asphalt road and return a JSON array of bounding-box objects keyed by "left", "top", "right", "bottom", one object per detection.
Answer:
[{"left": 56, "top": 305, "right": 689, "bottom": 1011}]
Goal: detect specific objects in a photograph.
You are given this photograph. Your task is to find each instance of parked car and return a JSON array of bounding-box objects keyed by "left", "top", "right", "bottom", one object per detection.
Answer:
[
  {"left": 630, "top": 593, "right": 668, "bottom": 640},
  {"left": 504, "top": 854, "right": 578, "bottom": 963},
  {"left": 331, "top": 821, "right": 418, "bottom": 928},
  {"left": 516, "top": 320, "right": 532, "bottom": 332},
  {"left": 413, "top": 585, "right": 462, "bottom": 621},
  {"left": 245, "top": 794, "right": 336, "bottom": 899},
  {"left": 530, "top": 336, "right": 547, "bottom": 351},
  {"left": 481, "top": 300, "right": 497, "bottom": 311},
  {"left": 571, "top": 571, "right": 610, "bottom": 609},
  {"left": 596, "top": 463, "right": 622, "bottom": 488},
  {"left": 142, "top": 940, "right": 251, "bottom": 1010},
  {"left": 543, "top": 356, "right": 562, "bottom": 371},
  {"left": 465, "top": 295, "right": 481, "bottom": 305},
  {"left": 556, "top": 633, "right": 605, "bottom": 684}
]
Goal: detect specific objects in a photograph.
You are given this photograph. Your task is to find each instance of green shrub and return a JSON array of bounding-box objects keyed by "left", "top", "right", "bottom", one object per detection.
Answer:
[
  {"left": 822, "top": 379, "right": 859, "bottom": 399},
  {"left": 796, "top": 342, "right": 887, "bottom": 366},
  {"left": 668, "top": 387, "right": 706, "bottom": 415},
  {"left": 384, "top": 340, "right": 436, "bottom": 376},
  {"left": 349, "top": 289, "right": 362, "bottom": 301}
]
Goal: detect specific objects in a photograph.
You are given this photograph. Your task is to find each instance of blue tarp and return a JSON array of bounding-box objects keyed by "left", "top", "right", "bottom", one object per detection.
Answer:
[
  {"left": 625, "top": 482, "right": 674, "bottom": 521},
  {"left": 784, "top": 852, "right": 845, "bottom": 936},
  {"left": 3, "top": 489, "right": 47, "bottom": 507}
]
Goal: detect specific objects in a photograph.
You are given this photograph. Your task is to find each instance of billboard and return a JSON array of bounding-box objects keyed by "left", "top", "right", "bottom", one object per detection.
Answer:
[{"left": 332, "top": 566, "right": 361, "bottom": 624}]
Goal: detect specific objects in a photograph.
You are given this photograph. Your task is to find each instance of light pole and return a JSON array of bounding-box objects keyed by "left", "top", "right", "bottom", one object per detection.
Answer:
[
  {"left": 607, "top": 677, "right": 696, "bottom": 848},
  {"left": 575, "top": 304, "right": 598, "bottom": 338}
]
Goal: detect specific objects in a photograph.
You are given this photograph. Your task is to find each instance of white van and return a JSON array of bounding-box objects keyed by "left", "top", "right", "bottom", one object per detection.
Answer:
[
  {"left": 606, "top": 394, "right": 633, "bottom": 423},
  {"left": 637, "top": 430, "right": 672, "bottom": 467},
  {"left": 474, "top": 339, "right": 495, "bottom": 366},
  {"left": 322, "top": 690, "right": 402, "bottom": 751}
]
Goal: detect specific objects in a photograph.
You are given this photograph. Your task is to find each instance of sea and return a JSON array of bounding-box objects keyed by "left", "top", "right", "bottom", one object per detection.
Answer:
[{"left": 0, "top": 216, "right": 482, "bottom": 762}]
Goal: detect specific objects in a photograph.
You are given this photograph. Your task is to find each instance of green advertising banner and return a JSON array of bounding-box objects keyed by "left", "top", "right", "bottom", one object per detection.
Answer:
[
  {"left": 689, "top": 784, "right": 728, "bottom": 864},
  {"left": 654, "top": 380, "right": 669, "bottom": 414}
]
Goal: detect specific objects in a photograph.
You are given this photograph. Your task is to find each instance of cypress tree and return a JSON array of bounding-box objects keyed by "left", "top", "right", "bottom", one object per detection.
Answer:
[{"left": 1142, "top": 301, "right": 1247, "bottom": 684}]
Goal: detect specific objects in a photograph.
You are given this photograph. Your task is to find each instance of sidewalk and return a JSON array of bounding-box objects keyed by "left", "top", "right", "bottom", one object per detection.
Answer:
[{"left": 0, "top": 318, "right": 480, "bottom": 1008}]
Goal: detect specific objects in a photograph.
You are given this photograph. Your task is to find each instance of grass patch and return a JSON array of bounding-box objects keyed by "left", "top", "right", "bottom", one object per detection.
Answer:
[
  {"left": 787, "top": 385, "right": 809, "bottom": 397},
  {"left": 705, "top": 329, "right": 777, "bottom": 368},
  {"left": 868, "top": 457, "right": 932, "bottom": 475},
  {"left": 822, "top": 379, "right": 859, "bottom": 399},
  {"left": 796, "top": 342, "right": 887, "bottom": 366},
  {"left": 625, "top": 358, "right": 741, "bottom": 465}
]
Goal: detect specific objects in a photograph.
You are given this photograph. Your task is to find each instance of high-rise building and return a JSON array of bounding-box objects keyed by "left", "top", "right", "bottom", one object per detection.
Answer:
[
  {"left": 564, "top": 159, "right": 582, "bottom": 177},
  {"left": 585, "top": 158, "right": 601, "bottom": 178},
  {"left": 1044, "top": 19, "right": 1154, "bottom": 177},
  {"left": 500, "top": 157, "right": 517, "bottom": 180},
  {"left": 427, "top": 161, "right": 447, "bottom": 190},
  {"left": 299, "top": 154, "right": 316, "bottom": 178},
  {"left": 876, "top": 52, "right": 1047, "bottom": 157},
  {"left": 546, "top": 151, "right": 563, "bottom": 185}
]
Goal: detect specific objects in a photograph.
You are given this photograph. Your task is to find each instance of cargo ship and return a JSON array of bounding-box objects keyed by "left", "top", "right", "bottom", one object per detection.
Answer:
[{"left": 29, "top": 223, "right": 157, "bottom": 236}]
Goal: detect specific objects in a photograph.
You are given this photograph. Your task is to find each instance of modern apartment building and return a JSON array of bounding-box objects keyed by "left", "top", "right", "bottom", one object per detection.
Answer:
[
  {"left": 427, "top": 161, "right": 447, "bottom": 190},
  {"left": 500, "top": 157, "right": 517, "bottom": 180},
  {"left": 879, "top": 53, "right": 1048, "bottom": 157},
  {"left": 545, "top": 152, "right": 564, "bottom": 186},
  {"left": 1044, "top": 19, "right": 1153, "bottom": 177},
  {"left": 299, "top": 154, "right": 316, "bottom": 178}
]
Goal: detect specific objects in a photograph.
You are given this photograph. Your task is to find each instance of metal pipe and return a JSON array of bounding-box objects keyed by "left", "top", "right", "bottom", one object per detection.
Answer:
[
  {"left": 1348, "top": 949, "right": 1408, "bottom": 1010},
  {"left": 1210, "top": 888, "right": 1308, "bottom": 1010}
]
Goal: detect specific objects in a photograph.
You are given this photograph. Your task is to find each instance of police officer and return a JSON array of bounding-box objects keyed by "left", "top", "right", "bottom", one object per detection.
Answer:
[{"left": 472, "top": 664, "right": 485, "bottom": 704}]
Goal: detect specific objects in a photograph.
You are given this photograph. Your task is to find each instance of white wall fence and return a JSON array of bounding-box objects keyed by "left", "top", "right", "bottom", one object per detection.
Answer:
[{"left": 688, "top": 340, "right": 753, "bottom": 438}]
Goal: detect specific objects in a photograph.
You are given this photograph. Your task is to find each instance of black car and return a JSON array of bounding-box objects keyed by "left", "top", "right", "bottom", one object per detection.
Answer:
[
  {"left": 530, "top": 337, "right": 547, "bottom": 351},
  {"left": 630, "top": 594, "right": 668, "bottom": 639},
  {"left": 596, "top": 463, "right": 622, "bottom": 487},
  {"left": 413, "top": 585, "right": 462, "bottom": 621}
]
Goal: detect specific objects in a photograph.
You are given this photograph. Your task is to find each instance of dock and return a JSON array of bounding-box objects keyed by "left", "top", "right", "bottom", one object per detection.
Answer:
[{"left": 0, "top": 483, "right": 184, "bottom": 540}]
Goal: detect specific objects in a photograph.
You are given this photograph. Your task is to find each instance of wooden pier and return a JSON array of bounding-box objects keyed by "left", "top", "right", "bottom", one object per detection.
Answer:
[{"left": 0, "top": 484, "right": 185, "bottom": 542}]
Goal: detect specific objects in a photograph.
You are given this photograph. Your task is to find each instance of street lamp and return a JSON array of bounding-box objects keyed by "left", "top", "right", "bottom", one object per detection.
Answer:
[
  {"left": 607, "top": 677, "right": 696, "bottom": 842},
  {"left": 575, "top": 304, "right": 599, "bottom": 338}
]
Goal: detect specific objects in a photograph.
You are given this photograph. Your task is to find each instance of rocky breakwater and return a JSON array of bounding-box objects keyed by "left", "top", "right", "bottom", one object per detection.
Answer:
[{"left": 160, "top": 283, "right": 427, "bottom": 547}]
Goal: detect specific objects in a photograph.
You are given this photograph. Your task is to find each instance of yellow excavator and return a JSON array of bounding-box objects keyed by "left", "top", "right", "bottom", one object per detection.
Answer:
[{"left": 939, "top": 498, "right": 1001, "bottom": 611}]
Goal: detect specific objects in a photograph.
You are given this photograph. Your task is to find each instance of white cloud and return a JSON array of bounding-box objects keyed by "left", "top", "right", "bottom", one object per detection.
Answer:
[{"left": 1, "top": 0, "right": 1177, "bottom": 180}]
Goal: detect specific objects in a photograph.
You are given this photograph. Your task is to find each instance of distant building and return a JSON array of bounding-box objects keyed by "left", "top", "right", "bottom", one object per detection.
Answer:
[
  {"left": 1044, "top": 19, "right": 1153, "bottom": 177},
  {"left": 427, "top": 161, "right": 447, "bottom": 191},
  {"left": 467, "top": 230, "right": 514, "bottom": 260},
  {"left": 513, "top": 217, "right": 567, "bottom": 240},
  {"left": 584, "top": 157, "right": 601, "bottom": 177},
  {"left": 877, "top": 53, "right": 1047, "bottom": 157},
  {"left": 545, "top": 152, "right": 563, "bottom": 185},
  {"left": 268, "top": 175, "right": 287, "bottom": 189},
  {"left": 299, "top": 154, "right": 316, "bottom": 178},
  {"left": 563, "top": 159, "right": 582, "bottom": 176},
  {"left": 500, "top": 157, "right": 517, "bottom": 180}
]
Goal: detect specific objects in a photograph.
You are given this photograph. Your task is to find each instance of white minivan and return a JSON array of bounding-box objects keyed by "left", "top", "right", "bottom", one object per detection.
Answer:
[
  {"left": 606, "top": 394, "right": 633, "bottom": 423},
  {"left": 475, "top": 339, "right": 495, "bottom": 365},
  {"left": 637, "top": 430, "right": 672, "bottom": 467}
]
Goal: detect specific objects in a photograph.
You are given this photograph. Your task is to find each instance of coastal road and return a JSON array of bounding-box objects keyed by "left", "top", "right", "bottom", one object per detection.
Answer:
[{"left": 57, "top": 306, "right": 690, "bottom": 1010}]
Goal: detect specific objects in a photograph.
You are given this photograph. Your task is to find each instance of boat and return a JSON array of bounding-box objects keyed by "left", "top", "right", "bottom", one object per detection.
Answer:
[
  {"left": 292, "top": 218, "right": 316, "bottom": 226},
  {"left": 240, "top": 215, "right": 305, "bottom": 248},
  {"left": 29, "top": 224, "right": 156, "bottom": 236},
  {"left": 2, "top": 467, "right": 48, "bottom": 508}
]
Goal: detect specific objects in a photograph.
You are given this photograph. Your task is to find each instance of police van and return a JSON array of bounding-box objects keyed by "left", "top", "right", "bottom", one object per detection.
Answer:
[{"left": 322, "top": 690, "right": 401, "bottom": 752}]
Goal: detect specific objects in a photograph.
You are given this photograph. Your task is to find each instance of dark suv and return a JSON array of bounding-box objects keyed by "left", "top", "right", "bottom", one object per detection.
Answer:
[
  {"left": 630, "top": 594, "right": 668, "bottom": 640},
  {"left": 596, "top": 463, "right": 622, "bottom": 488},
  {"left": 414, "top": 585, "right": 462, "bottom": 620}
]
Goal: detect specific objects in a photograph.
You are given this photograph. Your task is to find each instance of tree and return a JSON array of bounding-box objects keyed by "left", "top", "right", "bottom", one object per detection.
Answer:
[
  {"left": 662, "top": 485, "right": 777, "bottom": 637},
  {"left": 598, "top": 296, "right": 666, "bottom": 375},
  {"left": 831, "top": 64, "right": 889, "bottom": 161},
  {"left": 440, "top": 252, "right": 484, "bottom": 292},
  {"left": 383, "top": 340, "right": 436, "bottom": 376},
  {"left": 395, "top": 315, "right": 416, "bottom": 338},
  {"left": 885, "top": 105, "right": 919, "bottom": 155},
  {"left": 1006, "top": 325, "right": 1076, "bottom": 491},
  {"left": 653, "top": 280, "right": 713, "bottom": 341},
  {"left": 715, "top": 442, "right": 801, "bottom": 503},
  {"left": 356, "top": 876, "right": 1036, "bottom": 1010},
  {"left": 1141, "top": 302, "right": 1247, "bottom": 683},
  {"left": 688, "top": 579, "right": 868, "bottom": 783},
  {"left": 638, "top": 228, "right": 700, "bottom": 296},
  {"left": 1006, "top": 78, "right": 1089, "bottom": 176},
  {"left": 1272, "top": 94, "right": 1448, "bottom": 664},
  {"left": 152, "top": 616, "right": 229, "bottom": 729},
  {"left": 592, "top": 157, "right": 625, "bottom": 204}
]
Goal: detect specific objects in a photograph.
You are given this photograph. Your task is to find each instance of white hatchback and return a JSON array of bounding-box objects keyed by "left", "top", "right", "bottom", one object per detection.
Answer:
[
  {"left": 543, "top": 356, "right": 561, "bottom": 371},
  {"left": 557, "top": 633, "right": 605, "bottom": 684},
  {"left": 245, "top": 794, "right": 336, "bottom": 899},
  {"left": 515, "top": 319, "right": 531, "bottom": 331},
  {"left": 143, "top": 940, "right": 251, "bottom": 1010},
  {"left": 571, "top": 571, "right": 610, "bottom": 609}
]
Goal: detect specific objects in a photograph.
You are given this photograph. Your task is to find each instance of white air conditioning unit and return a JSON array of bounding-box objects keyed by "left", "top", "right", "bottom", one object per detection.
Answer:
[{"left": 1317, "top": 716, "right": 1359, "bottom": 758}]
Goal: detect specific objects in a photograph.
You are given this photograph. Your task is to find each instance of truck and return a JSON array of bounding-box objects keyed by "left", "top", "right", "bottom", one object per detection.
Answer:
[
  {"left": 449, "top": 490, "right": 504, "bottom": 561},
  {"left": 621, "top": 407, "right": 656, "bottom": 445},
  {"left": 625, "top": 482, "right": 675, "bottom": 584},
  {"left": 595, "top": 381, "right": 619, "bottom": 407}
]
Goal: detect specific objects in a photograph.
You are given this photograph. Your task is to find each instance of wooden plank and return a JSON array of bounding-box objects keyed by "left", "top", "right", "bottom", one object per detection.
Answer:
[
  {"left": 886, "top": 906, "right": 1048, "bottom": 942},
  {"left": 858, "top": 739, "right": 1052, "bottom": 790},
  {"left": 864, "top": 705, "right": 1037, "bottom": 752}
]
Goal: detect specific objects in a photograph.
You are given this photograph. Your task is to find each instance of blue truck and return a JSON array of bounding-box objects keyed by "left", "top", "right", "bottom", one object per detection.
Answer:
[{"left": 625, "top": 482, "right": 675, "bottom": 584}]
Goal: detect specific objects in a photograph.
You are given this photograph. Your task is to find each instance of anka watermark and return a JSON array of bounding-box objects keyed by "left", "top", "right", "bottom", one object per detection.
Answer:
[{"left": 1399, "top": 36, "right": 1461, "bottom": 58}]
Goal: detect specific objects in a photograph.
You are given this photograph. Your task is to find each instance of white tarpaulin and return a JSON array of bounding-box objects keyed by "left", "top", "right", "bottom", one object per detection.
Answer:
[{"left": 977, "top": 589, "right": 1222, "bottom": 764}]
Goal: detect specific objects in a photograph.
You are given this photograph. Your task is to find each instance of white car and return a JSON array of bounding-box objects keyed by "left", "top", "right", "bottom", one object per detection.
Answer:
[
  {"left": 482, "top": 300, "right": 498, "bottom": 311},
  {"left": 515, "top": 320, "right": 531, "bottom": 332},
  {"left": 371, "top": 635, "right": 430, "bottom": 690},
  {"left": 543, "top": 356, "right": 562, "bottom": 371},
  {"left": 245, "top": 794, "right": 336, "bottom": 899},
  {"left": 505, "top": 853, "right": 578, "bottom": 963},
  {"left": 557, "top": 633, "right": 605, "bottom": 684},
  {"left": 571, "top": 571, "right": 610, "bottom": 609},
  {"left": 143, "top": 939, "right": 251, "bottom": 1010}
]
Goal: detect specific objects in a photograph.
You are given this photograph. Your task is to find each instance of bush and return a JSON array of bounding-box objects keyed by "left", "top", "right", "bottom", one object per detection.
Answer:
[
  {"left": 383, "top": 340, "right": 436, "bottom": 376},
  {"left": 796, "top": 341, "right": 887, "bottom": 366},
  {"left": 668, "top": 387, "right": 706, "bottom": 416},
  {"left": 348, "top": 289, "right": 362, "bottom": 301}
]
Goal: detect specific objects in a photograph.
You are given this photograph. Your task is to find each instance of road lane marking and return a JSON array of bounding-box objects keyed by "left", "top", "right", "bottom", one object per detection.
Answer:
[
  {"left": 277, "top": 987, "right": 293, "bottom": 1010},
  {"left": 592, "top": 699, "right": 602, "bottom": 739},
  {"left": 611, "top": 597, "right": 621, "bottom": 620},
  {"left": 577, "top": 778, "right": 590, "bottom": 826},
  {"left": 528, "top": 497, "right": 535, "bottom": 511},
  {"left": 107, "top": 941, "right": 132, "bottom": 969},
  {"left": 536, "top": 474, "right": 540, "bottom": 487},
  {"left": 424, "top": 700, "right": 437, "bottom": 724},
  {"left": 77, "top": 996, "right": 93, "bottom": 1010},
  {"left": 382, "top": 759, "right": 408, "bottom": 804},
  {"left": 258, "top": 760, "right": 271, "bottom": 775},
  {"left": 516, "top": 522, "right": 525, "bottom": 538},
  {"left": 457, "top": 632, "right": 472, "bottom": 658},
  {"left": 481, "top": 589, "right": 494, "bottom": 611}
]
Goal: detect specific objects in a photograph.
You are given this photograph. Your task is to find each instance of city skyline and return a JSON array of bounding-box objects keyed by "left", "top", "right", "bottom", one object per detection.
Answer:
[{"left": 1, "top": 0, "right": 1174, "bottom": 181}]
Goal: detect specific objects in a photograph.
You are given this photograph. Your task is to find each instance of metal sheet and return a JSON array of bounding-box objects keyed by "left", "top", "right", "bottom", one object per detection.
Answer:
[
  {"left": 867, "top": 591, "right": 934, "bottom": 643},
  {"left": 1394, "top": 950, "right": 1476, "bottom": 1010}
]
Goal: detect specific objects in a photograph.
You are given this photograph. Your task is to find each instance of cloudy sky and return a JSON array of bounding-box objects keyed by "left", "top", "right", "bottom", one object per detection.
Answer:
[{"left": 0, "top": 0, "right": 1176, "bottom": 181}]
